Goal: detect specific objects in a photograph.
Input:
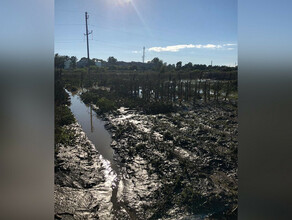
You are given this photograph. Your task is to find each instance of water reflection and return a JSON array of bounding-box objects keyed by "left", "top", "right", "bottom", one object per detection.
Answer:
[{"left": 69, "top": 91, "right": 118, "bottom": 174}]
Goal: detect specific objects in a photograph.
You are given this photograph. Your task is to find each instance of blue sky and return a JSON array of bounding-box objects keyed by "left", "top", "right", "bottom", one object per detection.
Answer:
[{"left": 55, "top": 0, "right": 237, "bottom": 66}]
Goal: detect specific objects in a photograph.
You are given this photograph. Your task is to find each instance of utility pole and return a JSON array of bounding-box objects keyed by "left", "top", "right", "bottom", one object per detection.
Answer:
[
  {"left": 211, "top": 60, "right": 213, "bottom": 66},
  {"left": 84, "top": 12, "right": 93, "bottom": 68},
  {"left": 142, "top": 46, "right": 145, "bottom": 63}
]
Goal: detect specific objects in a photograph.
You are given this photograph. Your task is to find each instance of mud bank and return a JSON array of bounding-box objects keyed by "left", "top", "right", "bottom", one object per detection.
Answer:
[{"left": 54, "top": 123, "right": 116, "bottom": 220}]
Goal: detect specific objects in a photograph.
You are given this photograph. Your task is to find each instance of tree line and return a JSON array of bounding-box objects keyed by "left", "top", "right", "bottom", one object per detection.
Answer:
[{"left": 55, "top": 54, "right": 237, "bottom": 75}]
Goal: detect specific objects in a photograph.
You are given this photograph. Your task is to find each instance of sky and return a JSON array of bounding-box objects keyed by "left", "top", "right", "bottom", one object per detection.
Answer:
[{"left": 55, "top": 0, "right": 237, "bottom": 66}]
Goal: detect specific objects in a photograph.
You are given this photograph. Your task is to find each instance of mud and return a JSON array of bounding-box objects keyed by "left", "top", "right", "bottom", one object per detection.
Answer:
[
  {"left": 102, "top": 102, "right": 238, "bottom": 219},
  {"left": 55, "top": 100, "right": 238, "bottom": 219}
]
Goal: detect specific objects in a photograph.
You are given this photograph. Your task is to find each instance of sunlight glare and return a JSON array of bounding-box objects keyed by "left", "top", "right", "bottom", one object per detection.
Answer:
[{"left": 115, "top": 0, "right": 132, "bottom": 6}]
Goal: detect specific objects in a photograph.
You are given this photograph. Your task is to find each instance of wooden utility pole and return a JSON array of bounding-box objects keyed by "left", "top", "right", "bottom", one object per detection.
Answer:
[
  {"left": 142, "top": 46, "right": 145, "bottom": 63},
  {"left": 84, "top": 12, "right": 92, "bottom": 67}
]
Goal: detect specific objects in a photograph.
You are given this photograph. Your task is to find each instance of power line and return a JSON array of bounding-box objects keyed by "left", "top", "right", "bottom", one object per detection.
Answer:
[
  {"left": 91, "top": 39, "right": 136, "bottom": 50},
  {"left": 55, "top": 23, "right": 85, "bottom": 26},
  {"left": 55, "top": 22, "right": 188, "bottom": 46},
  {"left": 55, "top": 38, "right": 140, "bottom": 50},
  {"left": 55, "top": 41, "right": 84, "bottom": 44},
  {"left": 56, "top": 8, "right": 187, "bottom": 38}
]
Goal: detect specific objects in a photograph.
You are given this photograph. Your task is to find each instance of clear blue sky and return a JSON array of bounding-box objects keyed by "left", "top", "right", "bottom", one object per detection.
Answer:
[{"left": 55, "top": 0, "right": 237, "bottom": 66}]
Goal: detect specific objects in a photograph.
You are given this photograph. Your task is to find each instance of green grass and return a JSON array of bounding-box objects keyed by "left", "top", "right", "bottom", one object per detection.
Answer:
[{"left": 55, "top": 105, "right": 75, "bottom": 144}]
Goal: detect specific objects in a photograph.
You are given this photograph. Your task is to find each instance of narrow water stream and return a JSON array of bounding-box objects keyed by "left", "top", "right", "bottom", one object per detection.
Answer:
[{"left": 68, "top": 91, "right": 121, "bottom": 212}]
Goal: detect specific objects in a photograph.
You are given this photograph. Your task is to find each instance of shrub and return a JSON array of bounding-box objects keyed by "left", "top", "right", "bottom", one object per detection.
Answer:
[
  {"left": 55, "top": 80, "right": 70, "bottom": 106},
  {"left": 97, "top": 97, "right": 116, "bottom": 113},
  {"left": 80, "top": 92, "right": 99, "bottom": 104},
  {"left": 55, "top": 127, "right": 75, "bottom": 145},
  {"left": 55, "top": 105, "right": 75, "bottom": 144},
  {"left": 55, "top": 105, "right": 75, "bottom": 127}
]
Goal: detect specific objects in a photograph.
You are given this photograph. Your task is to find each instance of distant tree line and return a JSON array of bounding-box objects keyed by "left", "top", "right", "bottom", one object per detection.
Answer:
[{"left": 55, "top": 54, "right": 237, "bottom": 74}]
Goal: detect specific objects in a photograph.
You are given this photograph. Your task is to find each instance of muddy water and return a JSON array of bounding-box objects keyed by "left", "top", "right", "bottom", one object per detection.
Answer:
[
  {"left": 69, "top": 92, "right": 119, "bottom": 172},
  {"left": 68, "top": 91, "right": 122, "bottom": 214}
]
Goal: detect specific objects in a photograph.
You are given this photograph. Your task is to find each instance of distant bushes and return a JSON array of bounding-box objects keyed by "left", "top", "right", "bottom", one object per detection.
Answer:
[{"left": 81, "top": 88, "right": 176, "bottom": 114}]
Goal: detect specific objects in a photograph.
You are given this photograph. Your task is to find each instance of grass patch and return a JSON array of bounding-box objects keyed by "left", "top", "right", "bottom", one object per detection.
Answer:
[
  {"left": 55, "top": 126, "right": 75, "bottom": 145},
  {"left": 55, "top": 105, "right": 75, "bottom": 144}
]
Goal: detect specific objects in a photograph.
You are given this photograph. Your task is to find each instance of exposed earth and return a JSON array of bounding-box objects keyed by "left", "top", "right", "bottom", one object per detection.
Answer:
[{"left": 55, "top": 99, "right": 238, "bottom": 219}]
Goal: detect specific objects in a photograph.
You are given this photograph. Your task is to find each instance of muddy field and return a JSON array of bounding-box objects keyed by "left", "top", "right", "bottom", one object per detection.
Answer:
[
  {"left": 55, "top": 84, "right": 238, "bottom": 219},
  {"left": 55, "top": 103, "right": 237, "bottom": 219},
  {"left": 103, "top": 102, "right": 238, "bottom": 219}
]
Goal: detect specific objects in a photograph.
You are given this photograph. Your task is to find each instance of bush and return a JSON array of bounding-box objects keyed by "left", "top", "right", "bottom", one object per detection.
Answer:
[
  {"left": 97, "top": 97, "right": 116, "bottom": 113},
  {"left": 55, "top": 80, "right": 70, "bottom": 106},
  {"left": 55, "top": 105, "right": 75, "bottom": 144},
  {"left": 55, "top": 105, "right": 75, "bottom": 127},
  {"left": 80, "top": 92, "right": 99, "bottom": 104},
  {"left": 55, "top": 127, "right": 75, "bottom": 145}
]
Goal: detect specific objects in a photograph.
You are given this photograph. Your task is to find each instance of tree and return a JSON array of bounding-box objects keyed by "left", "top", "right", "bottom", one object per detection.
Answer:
[
  {"left": 184, "top": 62, "right": 193, "bottom": 70},
  {"left": 151, "top": 57, "right": 163, "bottom": 71},
  {"left": 151, "top": 57, "right": 160, "bottom": 64},
  {"left": 78, "top": 57, "right": 95, "bottom": 67},
  {"left": 108, "top": 56, "right": 117, "bottom": 64},
  {"left": 54, "top": 53, "right": 67, "bottom": 69},
  {"left": 160, "top": 64, "right": 166, "bottom": 73},
  {"left": 70, "top": 56, "right": 77, "bottom": 69},
  {"left": 193, "top": 64, "right": 207, "bottom": 70},
  {"left": 167, "top": 64, "right": 175, "bottom": 71},
  {"left": 176, "top": 61, "right": 182, "bottom": 70}
]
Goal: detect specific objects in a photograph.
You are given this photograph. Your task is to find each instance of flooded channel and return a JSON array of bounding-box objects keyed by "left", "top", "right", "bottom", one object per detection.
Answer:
[
  {"left": 69, "top": 91, "right": 118, "bottom": 172},
  {"left": 68, "top": 90, "right": 122, "bottom": 214}
]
